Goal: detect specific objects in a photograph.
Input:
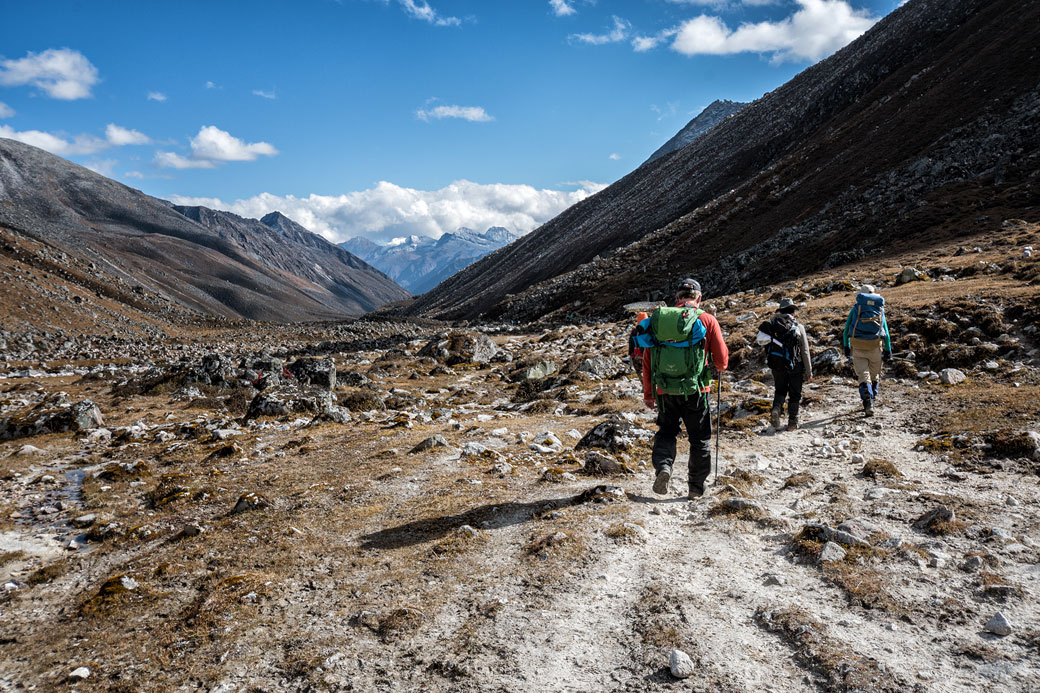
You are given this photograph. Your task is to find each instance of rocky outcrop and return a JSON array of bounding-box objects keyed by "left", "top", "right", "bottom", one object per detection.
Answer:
[{"left": 0, "top": 394, "right": 104, "bottom": 439}]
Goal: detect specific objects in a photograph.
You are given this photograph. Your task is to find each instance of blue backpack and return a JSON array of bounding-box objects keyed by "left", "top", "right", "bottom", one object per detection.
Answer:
[{"left": 852, "top": 292, "right": 885, "bottom": 340}]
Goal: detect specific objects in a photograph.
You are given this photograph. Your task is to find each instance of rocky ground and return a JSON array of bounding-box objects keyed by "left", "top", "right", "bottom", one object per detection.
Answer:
[{"left": 1, "top": 228, "right": 1039, "bottom": 691}]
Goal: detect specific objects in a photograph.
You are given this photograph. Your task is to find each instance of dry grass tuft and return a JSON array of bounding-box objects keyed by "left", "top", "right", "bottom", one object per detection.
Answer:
[
  {"left": 782, "top": 471, "right": 816, "bottom": 488},
  {"left": 378, "top": 607, "right": 425, "bottom": 641},
  {"left": 26, "top": 559, "right": 70, "bottom": 586},
  {"left": 862, "top": 459, "right": 902, "bottom": 478},
  {"left": 821, "top": 563, "right": 902, "bottom": 612}
]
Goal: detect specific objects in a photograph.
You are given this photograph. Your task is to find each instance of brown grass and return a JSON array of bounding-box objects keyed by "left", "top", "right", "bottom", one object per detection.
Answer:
[{"left": 862, "top": 459, "right": 902, "bottom": 478}]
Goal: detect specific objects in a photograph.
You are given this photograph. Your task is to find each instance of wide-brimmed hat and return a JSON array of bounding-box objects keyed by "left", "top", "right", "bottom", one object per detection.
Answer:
[{"left": 778, "top": 298, "right": 797, "bottom": 311}]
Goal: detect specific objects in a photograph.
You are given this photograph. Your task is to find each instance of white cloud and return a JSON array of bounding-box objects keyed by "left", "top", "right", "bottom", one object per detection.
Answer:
[
  {"left": 154, "top": 125, "right": 278, "bottom": 169},
  {"left": 105, "top": 123, "right": 151, "bottom": 145},
  {"left": 416, "top": 105, "right": 494, "bottom": 122},
  {"left": 398, "top": 0, "right": 460, "bottom": 26},
  {"left": 147, "top": 91, "right": 167, "bottom": 102},
  {"left": 166, "top": 179, "right": 609, "bottom": 244},
  {"left": 205, "top": 81, "right": 217, "bottom": 89},
  {"left": 633, "top": 27, "right": 679, "bottom": 52},
  {"left": 189, "top": 125, "right": 277, "bottom": 161},
  {"left": 0, "top": 48, "right": 99, "bottom": 100},
  {"left": 0, "top": 124, "right": 107, "bottom": 155},
  {"left": 550, "top": 0, "right": 576, "bottom": 17},
  {"left": 0, "top": 102, "right": 14, "bottom": 118},
  {"left": 570, "top": 16, "right": 631, "bottom": 45},
  {"left": 153, "top": 151, "right": 217, "bottom": 169},
  {"left": 609, "top": 153, "right": 621, "bottom": 160},
  {"left": 671, "top": 0, "right": 877, "bottom": 62},
  {"left": 253, "top": 89, "right": 276, "bottom": 99}
]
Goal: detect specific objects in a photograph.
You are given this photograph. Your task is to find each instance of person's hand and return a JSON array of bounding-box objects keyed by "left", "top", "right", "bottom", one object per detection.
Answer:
[
  {"left": 883, "top": 351, "right": 892, "bottom": 362},
  {"left": 644, "top": 396, "right": 656, "bottom": 410},
  {"left": 806, "top": 376, "right": 813, "bottom": 383}
]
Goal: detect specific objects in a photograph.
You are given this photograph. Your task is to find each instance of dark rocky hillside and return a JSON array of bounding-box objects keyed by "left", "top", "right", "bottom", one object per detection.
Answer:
[
  {"left": 0, "top": 138, "right": 408, "bottom": 322},
  {"left": 644, "top": 99, "right": 746, "bottom": 165},
  {"left": 407, "top": 0, "right": 1040, "bottom": 322}
]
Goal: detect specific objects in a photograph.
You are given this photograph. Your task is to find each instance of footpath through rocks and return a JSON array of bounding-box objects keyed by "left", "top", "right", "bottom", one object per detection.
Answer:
[{"left": 1, "top": 230, "right": 1040, "bottom": 690}]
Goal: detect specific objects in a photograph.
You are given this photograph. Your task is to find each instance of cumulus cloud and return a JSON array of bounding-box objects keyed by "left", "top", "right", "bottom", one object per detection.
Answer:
[
  {"left": 0, "top": 102, "right": 14, "bottom": 118},
  {"left": 671, "top": 0, "right": 877, "bottom": 62},
  {"left": 252, "top": 89, "right": 276, "bottom": 99},
  {"left": 83, "top": 159, "right": 118, "bottom": 176},
  {"left": 609, "top": 153, "right": 621, "bottom": 160},
  {"left": 147, "top": 91, "right": 167, "bottom": 102},
  {"left": 166, "top": 179, "right": 609, "bottom": 244},
  {"left": 205, "top": 81, "right": 218, "bottom": 89},
  {"left": 570, "top": 16, "right": 631, "bottom": 45},
  {"left": 105, "top": 123, "right": 151, "bottom": 145},
  {"left": 398, "top": 0, "right": 460, "bottom": 26},
  {"left": 0, "top": 124, "right": 106, "bottom": 155},
  {"left": 633, "top": 28, "right": 679, "bottom": 52},
  {"left": 550, "top": 0, "right": 576, "bottom": 17},
  {"left": 0, "top": 48, "right": 99, "bottom": 100},
  {"left": 416, "top": 105, "right": 494, "bottom": 122},
  {"left": 154, "top": 126, "right": 277, "bottom": 169}
]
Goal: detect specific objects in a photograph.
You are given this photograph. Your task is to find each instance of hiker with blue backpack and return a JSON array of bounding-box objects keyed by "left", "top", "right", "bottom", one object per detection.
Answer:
[
  {"left": 756, "top": 298, "right": 813, "bottom": 431},
  {"left": 636, "top": 279, "right": 729, "bottom": 500},
  {"left": 842, "top": 285, "right": 892, "bottom": 416}
]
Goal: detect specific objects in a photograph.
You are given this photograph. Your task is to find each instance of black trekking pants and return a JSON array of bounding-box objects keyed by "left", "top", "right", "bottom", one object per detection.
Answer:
[
  {"left": 651, "top": 392, "right": 712, "bottom": 487},
  {"left": 771, "top": 368, "right": 804, "bottom": 420}
]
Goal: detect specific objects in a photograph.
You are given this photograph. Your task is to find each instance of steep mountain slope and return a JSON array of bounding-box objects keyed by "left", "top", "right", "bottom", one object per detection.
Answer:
[
  {"left": 408, "top": 0, "right": 1040, "bottom": 322},
  {"left": 644, "top": 99, "right": 746, "bottom": 165},
  {"left": 342, "top": 226, "right": 520, "bottom": 294},
  {"left": 0, "top": 138, "right": 408, "bottom": 321}
]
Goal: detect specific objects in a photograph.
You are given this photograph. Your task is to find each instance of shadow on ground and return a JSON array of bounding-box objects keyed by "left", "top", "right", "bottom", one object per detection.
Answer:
[{"left": 359, "top": 496, "right": 574, "bottom": 550}]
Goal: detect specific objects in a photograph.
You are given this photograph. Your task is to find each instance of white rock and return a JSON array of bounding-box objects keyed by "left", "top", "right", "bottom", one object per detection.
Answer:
[
  {"left": 69, "top": 667, "right": 91, "bottom": 680},
  {"left": 985, "top": 612, "right": 1014, "bottom": 636},
  {"left": 14, "top": 444, "right": 45, "bottom": 456},
  {"left": 669, "top": 649, "right": 695, "bottom": 679},
  {"left": 850, "top": 453, "right": 865, "bottom": 465},
  {"left": 744, "top": 452, "right": 771, "bottom": 470},
  {"left": 939, "top": 368, "right": 966, "bottom": 385},
  {"left": 819, "top": 541, "right": 846, "bottom": 563}
]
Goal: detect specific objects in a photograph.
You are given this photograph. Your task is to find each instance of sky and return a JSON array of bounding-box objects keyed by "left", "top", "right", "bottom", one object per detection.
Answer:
[{"left": 0, "top": 0, "right": 904, "bottom": 245}]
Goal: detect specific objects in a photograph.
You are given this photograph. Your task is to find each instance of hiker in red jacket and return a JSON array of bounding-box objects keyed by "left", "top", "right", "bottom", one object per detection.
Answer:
[{"left": 641, "top": 279, "right": 729, "bottom": 499}]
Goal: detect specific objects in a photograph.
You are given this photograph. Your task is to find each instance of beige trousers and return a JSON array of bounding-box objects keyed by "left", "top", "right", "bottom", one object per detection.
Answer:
[{"left": 851, "top": 347, "right": 882, "bottom": 385}]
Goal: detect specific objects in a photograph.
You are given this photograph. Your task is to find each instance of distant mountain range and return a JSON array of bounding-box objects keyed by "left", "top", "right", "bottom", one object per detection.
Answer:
[
  {"left": 0, "top": 138, "right": 408, "bottom": 321},
  {"left": 341, "top": 226, "right": 520, "bottom": 294},
  {"left": 407, "top": 0, "right": 1040, "bottom": 322},
  {"left": 644, "top": 100, "right": 747, "bottom": 165}
]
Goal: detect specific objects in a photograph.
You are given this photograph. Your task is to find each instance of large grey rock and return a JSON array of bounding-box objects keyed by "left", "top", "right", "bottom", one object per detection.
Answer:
[
  {"left": 574, "top": 355, "right": 622, "bottom": 378},
  {"left": 896, "top": 267, "right": 927, "bottom": 285},
  {"left": 410, "top": 435, "right": 449, "bottom": 453},
  {"left": 819, "top": 541, "right": 847, "bottom": 563},
  {"left": 939, "top": 368, "right": 966, "bottom": 385},
  {"left": 521, "top": 361, "right": 558, "bottom": 380},
  {"left": 245, "top": 383, "right": 349, "bottom": 422},
  {"left": 417, "top": 331, "right": 497, "bottom": 365},
  {"left": 575, "top": 419, "right": 652, "bottom": 452},
  {"left": 287, "top": 357, "right": 337, "bottom": 390},
  {"left": 0, "top": 394, "right": 104, "bottom": 440},
  {"left": 811, "top": 348, "right": 844, "bottom": 374}
]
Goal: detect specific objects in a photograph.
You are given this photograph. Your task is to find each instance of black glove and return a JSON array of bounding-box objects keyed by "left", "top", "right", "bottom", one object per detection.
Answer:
[
  {"left": 883, "top": 351, "right": 892, "bottom": 362},
  {"left": 843, "top": 346, "right": 851, "bottom": 358}
]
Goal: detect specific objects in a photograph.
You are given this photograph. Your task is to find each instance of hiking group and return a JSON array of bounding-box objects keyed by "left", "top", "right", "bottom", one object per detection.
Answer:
[{"left": 632, "top": 279, "right": 892, "bottom": 499}]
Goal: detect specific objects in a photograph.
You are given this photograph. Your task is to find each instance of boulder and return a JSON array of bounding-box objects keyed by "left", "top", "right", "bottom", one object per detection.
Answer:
[
  {"left": 574, "top": 355, "right": 622, "bottom": 378},
  {"left": 669, "top": 649, "right": 695, "bottom": 679},
  {"left": 418, "top": 331, "right": 497, "bottom": 365},
  {"left": 984, "top": 612, "right": 1013, "bottom": 636},
  {"left": 583, "top": 450, "right": 626, "bottom": 475},
  {"left": 819, "top": 541, "right": 847, "bottom": 563},
  {"left": 575, "top": 419, "right": 652, "bottom": 452},
  {"left": 939, "top": 368, "right": 966, "bottom": 385},
  {"left": 245, "top": 383, "right": 349, "bottom": 422},
  {"left": 410, "top": 435, "right": 449, "bottom": 453},
  {"left": 287, "top": 357, "right": 337, "bottom": 390},
  {"left": 811, "top": 347, "right": 844, "bottom": 374},
  {"left": 0, "top": 394, "right": 104, "bottom": 440},
  {"left": 896, "top": 267, "right": 927, "bottom": 285},
  {"left": 520, "top": 361, "right": 558, "bottom": 380}
]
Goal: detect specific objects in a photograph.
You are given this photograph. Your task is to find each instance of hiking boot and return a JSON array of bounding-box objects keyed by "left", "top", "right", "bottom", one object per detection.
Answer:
[
  {"left": 786, "top": 419, "right": 799, "bottom": 431},
  {"left": 863, "top": 398, "right": 874, "bottom": 417},
  {"left": 653, "top": 466, "right": 672, "bottom": 495},
  {"left": 770, "top": 407, "right": 782, "bottom": 429},
  {"left": 687, "top": 482, "right": 705, "bottom": 500}
]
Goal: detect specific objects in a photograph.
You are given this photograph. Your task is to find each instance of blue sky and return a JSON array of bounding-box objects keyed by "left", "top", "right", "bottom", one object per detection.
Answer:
[{"left": 1, "top": 0, "right": 902, "bottom": 244}]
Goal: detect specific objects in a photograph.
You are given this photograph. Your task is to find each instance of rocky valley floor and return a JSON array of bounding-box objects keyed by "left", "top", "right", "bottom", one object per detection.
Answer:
[{"left": 1, "top": 227, "right": 1040, "bottom": 692}]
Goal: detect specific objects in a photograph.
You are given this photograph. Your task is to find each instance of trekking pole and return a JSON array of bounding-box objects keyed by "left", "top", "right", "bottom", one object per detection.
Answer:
[{"left": 714, "top": 371, "right": 723, "bottom": 484}]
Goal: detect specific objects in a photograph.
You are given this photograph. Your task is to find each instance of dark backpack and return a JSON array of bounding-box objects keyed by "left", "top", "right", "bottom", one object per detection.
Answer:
[
  {"left": 648, "top": 307, "right": 709, "bottom": 397},
  {"left": 764, "top": 314, "right": 801, "bottom": 373},
  {"left": 852, "top": 292, "right": 885, "bottom": 340}
]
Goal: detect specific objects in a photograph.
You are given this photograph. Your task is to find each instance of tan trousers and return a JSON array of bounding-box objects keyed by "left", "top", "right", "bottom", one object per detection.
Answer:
[{"left": 851, "top": 347, "right": 882, "bottom": 385}]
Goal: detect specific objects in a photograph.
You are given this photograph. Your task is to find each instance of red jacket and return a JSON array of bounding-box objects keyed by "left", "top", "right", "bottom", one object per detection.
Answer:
[{"left": 642, "top": 304, "right": 729, "bottom": 396}]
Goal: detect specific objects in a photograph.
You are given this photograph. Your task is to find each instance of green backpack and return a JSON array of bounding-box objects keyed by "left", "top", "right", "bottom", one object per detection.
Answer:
[{"left": 649, "top": 307, "right": 709, "bottom": 398}]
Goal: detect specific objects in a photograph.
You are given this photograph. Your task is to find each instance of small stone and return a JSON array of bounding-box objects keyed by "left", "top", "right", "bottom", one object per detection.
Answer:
[
  {"left": 961, "top": 556, "right": 984, "bottom": 572},
  {"left": 71, "top": 513, "right": 97, "bottom": 528},
  {"left": 669, "top": 649, "right": 695, "bottom": 679},
  {"left": 939, "top": 368, "right": 966, "bottom": 385},
  {"left": 1005, "top": 495, "right": 1021, "bottom": 507},
  {"left": 69, "top": 667, "right": 91, "bottom": 680},
  {"left": 409, "top": 435, "right": 448, "bottom": 453},
  {"left": 850, "top": 453, "right": 865, "bottom": 465},
  {"left": 984, "top": 612, "right": 1013, "bottom": 636},
  {"left": 764, "top": 573, "right": 786, "bottom": 586},
  {"left": 819, "top": 541, "right": 846, "bottom": 563}
]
